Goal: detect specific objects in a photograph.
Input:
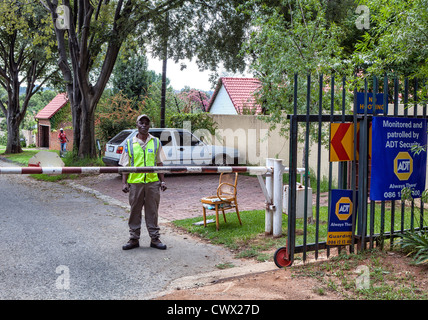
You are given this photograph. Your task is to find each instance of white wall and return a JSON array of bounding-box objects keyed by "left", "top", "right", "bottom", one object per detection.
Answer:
[
  {"left": 209, "top": 85, "right": 237, "bottom": 115},
  {"left": 209, "top": 114, "right": 336, "bottom": 180}
]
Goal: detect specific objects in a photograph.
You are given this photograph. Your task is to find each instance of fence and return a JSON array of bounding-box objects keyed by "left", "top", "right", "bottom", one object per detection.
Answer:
[
  {"left": 275, "top": 74, "right": 428, "bottom": 267},
  {"left": 2, "top": 73, "right": 428, "bottom": 269}
]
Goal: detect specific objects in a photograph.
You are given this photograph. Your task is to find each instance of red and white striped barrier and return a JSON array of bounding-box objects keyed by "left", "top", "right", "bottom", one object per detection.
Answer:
[
  {"left": 1, "top": 159, "right": 296, "bottom": 240},
  {"left": 0, "top": 166, "right": 273, "bottom": 175}
]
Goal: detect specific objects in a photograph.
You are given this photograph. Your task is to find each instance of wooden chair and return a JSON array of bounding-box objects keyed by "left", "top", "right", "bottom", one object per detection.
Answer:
[{"left": 200, "top": 172, "right": 242, "bottom": 231}]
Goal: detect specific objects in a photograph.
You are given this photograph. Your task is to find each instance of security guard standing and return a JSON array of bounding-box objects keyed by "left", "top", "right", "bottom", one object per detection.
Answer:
[{"left": 119, "top": 114, "right": 167, "bottom": 250}]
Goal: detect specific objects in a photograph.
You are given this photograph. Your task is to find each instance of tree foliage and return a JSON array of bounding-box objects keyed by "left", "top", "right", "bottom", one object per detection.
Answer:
[
  {"left": 354, "top": 0, "right": 428, "bottom": 79},
  {"left": 112, "top": 53, "right": 162, "bottom": 100},
  {"left": 44, "top": 0, "right": 251, "bottom": 158},
  {"left": 241, "top": 0, "right": 351, "bottom": 138},
  {"left": 95, "top": 92, "right": 142, "bottom": 144},
  {"left": 0, "top": 0, "right": 58, "bottom": 153},
  {"left": 176, "top": 88, "right": 210, "bottom": 113}
]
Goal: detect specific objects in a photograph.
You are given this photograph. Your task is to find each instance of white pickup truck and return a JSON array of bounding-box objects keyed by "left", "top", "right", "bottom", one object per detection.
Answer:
[{"left": 102, "top": 128, "right": 240, "bottom": 167}]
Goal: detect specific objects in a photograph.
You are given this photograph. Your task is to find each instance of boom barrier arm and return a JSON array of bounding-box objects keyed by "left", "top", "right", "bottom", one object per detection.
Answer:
[{"left": 0, "top": 166, "right": 273, "bottom": 176}]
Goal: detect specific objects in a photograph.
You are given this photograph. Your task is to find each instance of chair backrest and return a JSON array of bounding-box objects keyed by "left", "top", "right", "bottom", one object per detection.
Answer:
[{"left": 218, "top": 173, "right": 238, "bottom": 196}]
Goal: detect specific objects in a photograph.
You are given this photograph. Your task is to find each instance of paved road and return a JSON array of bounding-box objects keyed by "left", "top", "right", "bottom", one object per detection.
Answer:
[{"left": 0, "top": 159, "right": 250, "bottom": 299}]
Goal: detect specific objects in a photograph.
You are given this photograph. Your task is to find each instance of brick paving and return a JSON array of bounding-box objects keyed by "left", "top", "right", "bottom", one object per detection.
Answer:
[{"left": 73, "top": 173, "right": 267, "bottom": 221}]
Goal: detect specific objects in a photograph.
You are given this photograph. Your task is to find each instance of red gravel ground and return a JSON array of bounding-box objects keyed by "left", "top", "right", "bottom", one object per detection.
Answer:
[{"left": 73, "top": 173, "right": 267, "bottom": 221}]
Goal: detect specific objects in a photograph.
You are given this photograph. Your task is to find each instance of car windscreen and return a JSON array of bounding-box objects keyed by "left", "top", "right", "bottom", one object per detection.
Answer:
[{"left": 108, "top": 130, "right": 133, "bottom": 145}]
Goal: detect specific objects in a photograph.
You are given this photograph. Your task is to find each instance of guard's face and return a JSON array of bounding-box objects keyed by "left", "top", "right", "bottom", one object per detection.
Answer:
[{"left": 137, "top": 118, "right": 150, "bottom": 135}]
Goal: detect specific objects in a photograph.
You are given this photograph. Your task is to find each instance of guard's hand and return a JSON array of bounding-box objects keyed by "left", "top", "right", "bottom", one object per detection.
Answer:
[
  {"left": 122, "top": 183, "right": 130, "bottom": 193},
  {"left": 160, "top": 182, "right": 167, "bottom": 192}
]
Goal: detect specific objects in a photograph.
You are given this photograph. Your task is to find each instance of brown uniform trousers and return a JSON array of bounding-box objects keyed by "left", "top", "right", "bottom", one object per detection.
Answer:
[{"left": 128, "top": 181, "right": 161, "bottom": 241}]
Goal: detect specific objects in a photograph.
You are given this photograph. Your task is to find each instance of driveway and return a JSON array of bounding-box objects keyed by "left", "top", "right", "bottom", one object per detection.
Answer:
[
  {"left": 72, "top": 173, "right": 268, "bottom": 221},
  {"left": 0, "top": 159, "right": 273, "bottom": 299}
]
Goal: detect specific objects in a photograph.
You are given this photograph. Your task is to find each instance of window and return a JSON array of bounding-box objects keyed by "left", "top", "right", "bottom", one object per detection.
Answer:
[
  {"left": 108, "top": 130, "right": 133, "bottom": 145},
  {"left": 152, "top": 130, "right": 173, "bottom": 147},
  {"left": 176, "top": 131, "right": 201, "bottom": 146}
]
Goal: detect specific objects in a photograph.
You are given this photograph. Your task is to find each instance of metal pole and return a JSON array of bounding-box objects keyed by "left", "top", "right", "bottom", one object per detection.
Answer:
[
  {"left": 350, "top": 82, "right": 358, "bottom": 253},
  {"left": 390, "top": 76, "right": 399, "bottom": 246},
  {"left": 265, "top": 158, "right": 274, "bottom": 235},
  {"left": 315, "top": 74, "right": 323, "bottom": 259},
  {"left": 421, "top": 82, "right": 427, "bottom": 231},
  {"left": 273, "top": 159, "right": 284, "bottom": 238},
  {"left": 0, "top": 166, "right": 273, "bottom": 175},
  {"left": 288, "top": 116, "right": 298, "bottom": 263},
  {"left": 303, "top": 74, "right": 311, "bottom": 261},
  {"left": 160, "top": 13, "right": 169, "bottom": 128},
  {"left": 357, "top": 78, "right": 369, "bottom": 251}
]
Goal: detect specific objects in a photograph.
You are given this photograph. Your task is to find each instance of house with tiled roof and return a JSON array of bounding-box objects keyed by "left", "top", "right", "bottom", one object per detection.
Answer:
[
  {"left": 35, "top": 93, "right": 73, "bottom": 150},
  {"left": 206, "top": 77, "right": 263, "bottom": 115}
]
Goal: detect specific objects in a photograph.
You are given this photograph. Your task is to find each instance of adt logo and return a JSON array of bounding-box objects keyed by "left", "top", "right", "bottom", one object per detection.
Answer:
[
  {"left": 335, "top": 197, "right": 353, "bottom": 221},
  {"left": 394, "top": 152, "right": 413, "bottom": 180}
]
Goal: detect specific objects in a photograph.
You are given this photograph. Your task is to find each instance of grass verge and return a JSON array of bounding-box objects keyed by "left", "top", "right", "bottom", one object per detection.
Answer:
[
  {"left": 0, "top": 147, "right": 46, "bottom": 165},
  {"left": 173, "top": 210, "right": 287, "bottom": 261},
  {"left": 172, "top": 203, "right": 423, "bottom": 261},
  {"left": 0, "top": 147, "right": 104, "bottom": 181},
  {"left": 173, "top": 211, "right": 427, "bottom": 300}
]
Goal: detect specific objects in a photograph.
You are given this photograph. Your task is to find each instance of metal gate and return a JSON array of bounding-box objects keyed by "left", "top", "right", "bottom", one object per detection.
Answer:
[{"left": 278, "top": 74, "right": 428, "bottom": 267}]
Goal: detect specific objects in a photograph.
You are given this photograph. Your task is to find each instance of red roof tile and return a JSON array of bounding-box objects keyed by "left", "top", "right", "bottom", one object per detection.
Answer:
[
  {"left": 35, "top": 93, "right": 69, "bottom": 119},
  {"left": 207, "top": 77, "right": 262, "bottom": 114}
]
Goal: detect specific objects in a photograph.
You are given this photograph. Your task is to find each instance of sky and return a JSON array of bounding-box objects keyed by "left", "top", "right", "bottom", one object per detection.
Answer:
[
  {"left": 147, "top": 58, "right": 215, "bottom": 92},
  {"left": 147, "top": 57, "right": 252, "bottom": 93}
]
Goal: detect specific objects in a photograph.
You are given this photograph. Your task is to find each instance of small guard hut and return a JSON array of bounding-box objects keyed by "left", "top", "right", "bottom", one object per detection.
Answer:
[{"left": 35, "top": 93, "right": 73, "bottom": 151}]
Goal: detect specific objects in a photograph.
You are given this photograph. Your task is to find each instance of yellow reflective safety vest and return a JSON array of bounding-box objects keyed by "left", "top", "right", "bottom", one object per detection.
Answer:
[{"left": 126, "top": 137, "right": 160, "bottom": 184}]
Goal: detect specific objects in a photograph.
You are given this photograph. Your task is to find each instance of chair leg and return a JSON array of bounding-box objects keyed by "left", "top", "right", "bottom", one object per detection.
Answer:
[
  {"left": 235, "top": 204, "right": 242, "bottom": 225},
  {"left": 215, "top": 205, "right": 220, "bottom": 231},
  {"left": 202, "top": 207, "right": 207, "bottom": 227},
  {"left": 222, "top": 209, "right": 227, "bottom": 223}
]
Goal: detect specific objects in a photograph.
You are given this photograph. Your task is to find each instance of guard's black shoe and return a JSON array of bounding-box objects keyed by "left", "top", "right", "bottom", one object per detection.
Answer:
[
  {"left": 150, "top": 240, "right": 167, "bottom": 250},
  {"left": 122, "top": 239, "right": 139, "bottom": 250}
]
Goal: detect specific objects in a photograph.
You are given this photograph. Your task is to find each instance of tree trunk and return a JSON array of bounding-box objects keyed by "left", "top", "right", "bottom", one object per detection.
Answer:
[
  {"left": 5, "top": 72, "right": 24, "bottom": 154},
  {"left": 66, "top": 85, "right": 96, "bottom": 159},
  {"left": 5, "top": 114, "right": 22, "bottom": 154},
  {"left": 78, "top": 102, "right": 96, "bottom": 158},
  {"left": 68, "top": 86, "right": 82, "bottom": 155},
  {"left": 47, "top": 0, "right": 144, "bottom": 158}
]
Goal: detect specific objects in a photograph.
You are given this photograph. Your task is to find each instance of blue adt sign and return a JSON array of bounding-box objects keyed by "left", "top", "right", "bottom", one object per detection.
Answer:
[
  {"left": 327, "top": 189, "right": 357, "bottom": 246},
  {"left": 370, "top": 117, "right": 427, "bottom": 201},
  {"left": 356, "top": 92, "right": 386, "bottom": 114}
]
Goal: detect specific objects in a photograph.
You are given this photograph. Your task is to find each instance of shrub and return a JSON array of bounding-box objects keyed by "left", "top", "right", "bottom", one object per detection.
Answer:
[
  {"left": 95, "top": 93, "right": 141, "bottom": 144},
  {"left": 168, "top": 112, "right": 218, "bottom": 135},
  {"left": 400, "top": 230, "right": 428, "bottom": 265}
]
